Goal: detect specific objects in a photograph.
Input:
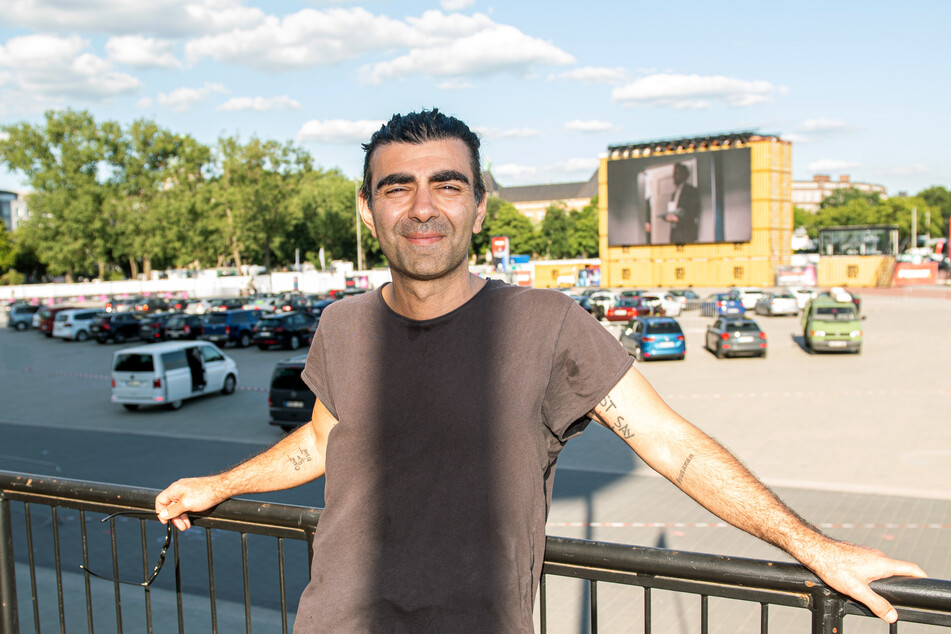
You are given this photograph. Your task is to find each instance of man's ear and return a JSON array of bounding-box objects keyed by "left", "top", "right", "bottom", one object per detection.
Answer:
[
  {"left": 472, "top": 196, "right": 487, "bottom": 235},
  {"left": 357, "top": 193, "right": 378, "bottom": 238}
]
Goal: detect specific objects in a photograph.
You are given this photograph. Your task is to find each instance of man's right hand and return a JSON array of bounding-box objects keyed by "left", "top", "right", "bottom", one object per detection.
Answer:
[{"left": 155, "top": 476, "right": 229, "bottom": 531}]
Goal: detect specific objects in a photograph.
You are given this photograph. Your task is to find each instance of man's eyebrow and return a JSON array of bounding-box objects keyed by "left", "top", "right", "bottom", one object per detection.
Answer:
[
  {"left": 375, "top": 173, "right": 415, "bottom": 191},
  {"left": 429, "top": 170, "right": 471, "bottom": 187}
]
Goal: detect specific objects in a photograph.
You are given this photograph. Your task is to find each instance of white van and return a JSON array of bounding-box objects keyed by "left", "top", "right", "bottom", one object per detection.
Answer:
[
  {"left": 111, "top": 341, "right": 239, "bottom": 411},
  {"left": 52, "top": 308, "right": 104, "bottom": 341}
]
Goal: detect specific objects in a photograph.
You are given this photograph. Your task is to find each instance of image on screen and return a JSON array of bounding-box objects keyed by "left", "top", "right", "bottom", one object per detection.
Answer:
[{"left": 606, "top": 147, "right": 752, "bottom": 246}]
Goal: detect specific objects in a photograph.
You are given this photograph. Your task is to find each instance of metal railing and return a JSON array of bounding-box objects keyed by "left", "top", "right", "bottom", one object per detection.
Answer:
[{"left": 2, "top": 470, "right": 950, "bottom": 634}]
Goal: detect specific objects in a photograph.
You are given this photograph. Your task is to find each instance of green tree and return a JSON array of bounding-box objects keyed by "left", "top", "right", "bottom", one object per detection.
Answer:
[
  {"left": 917, "top": 186, "right": 951, "bottom": 236},
  {"left": 819, "top": 187, "right": 882, "bottom": 210},
  {"left": 214, "top": 137, "right": 311, "bottom": 271},
  {"left": 482, "top": 201, "right": 539, "bottom": 257},
  {"left": 291, "top": 170, "right": 367, "bottom": 268},
  {"left": 0, "top": 222, "right": 14, "bottom": 274},
  {"left": 568, "top": 197, "right": 599, "bottom": 258},
  {"left": 0, "top": 110, "right": 115, "bottom": 280},
  {"left": 540, "top": 203, "right": 572, "bottom": 258}
]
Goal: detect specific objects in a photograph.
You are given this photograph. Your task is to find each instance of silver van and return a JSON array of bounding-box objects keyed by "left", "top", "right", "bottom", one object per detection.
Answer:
[
  {"left": 52, "top": 308, "right": 103, "bottom": 341},
  {"left": 111, "top": 341, "right": 239, "bottom": 411}
]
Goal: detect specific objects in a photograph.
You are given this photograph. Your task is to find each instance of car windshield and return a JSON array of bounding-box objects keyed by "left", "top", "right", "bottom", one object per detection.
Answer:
[
  {"left": 728, "top": 322, "right": 760, "bottom": 331},
  {"left": 645, "top": 322, "right": 681, "bottom": 334},
  {"left": 773, "top": 293, "right": 795, "bottom": 300},
  {"left": 114, "top": 354, "right": 155, "bottom": 372},
  {"left": 816, "top": 306, "right": 856, "bottom": 320},
  {"left": 260, "top": 316, "right": 285, "bottom": 325},
  {"left": 271, "top": 366, "right": 307, "bottom": 390}
]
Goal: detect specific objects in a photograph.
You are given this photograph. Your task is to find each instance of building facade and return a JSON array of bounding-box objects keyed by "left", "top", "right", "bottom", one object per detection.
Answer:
[
  {"left": 0, "top": 190, "right": 28, "bottom": 232},
  {"left": 792, "top": 174, "right": 887, "bottom": 212},
  {"left": 486, "top": 172, "right": 597, "bottom": 223}
]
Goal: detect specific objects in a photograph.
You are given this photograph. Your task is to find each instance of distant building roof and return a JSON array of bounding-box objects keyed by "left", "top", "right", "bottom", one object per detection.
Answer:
[{"left": 485, "top": 170, "right": 598, "bottom": 205}]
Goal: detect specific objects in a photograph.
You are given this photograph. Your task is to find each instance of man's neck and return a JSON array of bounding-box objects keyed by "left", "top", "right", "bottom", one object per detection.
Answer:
[{"left": 382, "top": 269, "right": 486, "bottom": 321}]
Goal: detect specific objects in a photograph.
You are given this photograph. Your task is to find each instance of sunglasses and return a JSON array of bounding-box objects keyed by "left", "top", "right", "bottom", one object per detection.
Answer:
[{"left": 80, "top": 510, "right": 172, "bottom": 588}]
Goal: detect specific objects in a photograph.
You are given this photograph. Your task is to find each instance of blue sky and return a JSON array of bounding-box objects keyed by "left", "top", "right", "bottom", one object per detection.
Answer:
[{"left": 0, "top": 0, "right": 947, "bottom": 196}]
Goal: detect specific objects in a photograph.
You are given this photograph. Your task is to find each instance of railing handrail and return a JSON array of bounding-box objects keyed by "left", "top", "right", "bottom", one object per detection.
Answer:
[{"left": 3, "top": 469, "right": 950, "bottom": 628}]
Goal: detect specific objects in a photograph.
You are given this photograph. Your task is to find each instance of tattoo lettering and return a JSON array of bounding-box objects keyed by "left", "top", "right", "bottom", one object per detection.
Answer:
[
  {"left": 676, "top": 453, "right": 695, "bottom": 485},
  {"left": 612, "top": 415, "right": 635, "bottom": 440},
  {"left": 599, "top": 395, "right": 617, "bottom": 413},
  {"left": 288, "top": 446, "right": 313, "bottom": 472}
]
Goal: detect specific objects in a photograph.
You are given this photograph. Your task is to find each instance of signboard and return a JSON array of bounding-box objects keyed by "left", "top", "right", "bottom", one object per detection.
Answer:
[
  {"left": 491, "top": 236, "right": 510, "bottom": 271},
  {"left": 893, "top": 262, "right": 938, "bottom": 286}
]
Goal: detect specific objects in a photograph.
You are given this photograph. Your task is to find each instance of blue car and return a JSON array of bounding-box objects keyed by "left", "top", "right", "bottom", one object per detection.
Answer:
[
  {"left": 700, "top": 291, "right": 744, "bottom": 317},
  {"left": 618, "top": 316, "right": 686, "bottom": 361}
]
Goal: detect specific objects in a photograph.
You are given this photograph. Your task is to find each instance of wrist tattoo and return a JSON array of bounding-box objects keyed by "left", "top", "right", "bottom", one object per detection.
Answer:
[
  {"left": 612, "top": 415, "right": 635, "bottom": 440},
  {"left": 676, "top": 453, "right": 695, "bottom": 485},
  {"left": 599, "top": 395, "right": 617, "bottom": 413},
  {"left": 288, "top": 446, "right": 313, "bottom": 472}
]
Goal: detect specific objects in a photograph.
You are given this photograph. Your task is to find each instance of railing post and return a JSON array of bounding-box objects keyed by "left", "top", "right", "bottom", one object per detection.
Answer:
[
  {"left": 811, "top": 587, "right": 845, "bottom": 634},
  {"left": 0, "top": 497, "right": 20, "bottom": 634}
]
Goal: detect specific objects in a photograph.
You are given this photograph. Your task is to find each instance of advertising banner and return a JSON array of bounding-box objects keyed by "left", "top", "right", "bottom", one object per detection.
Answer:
[
  {"left": 893, "top": 262, "right": 938, "bottom": 286},
  {"left": 491, "top": 236, "right": 510, "bottom": 271}
]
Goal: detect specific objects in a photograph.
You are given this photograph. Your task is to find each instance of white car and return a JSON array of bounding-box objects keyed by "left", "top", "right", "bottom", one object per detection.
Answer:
[
  {"left": 753, "top": 292, "right": 799, "bottom": 316},
  {"left": 111, "top": 340, "right": 238, "bottom": 411},
  {"left": 52, "top": 308, "right": 103, "bottom": 341},
  {"left": 640, "top": 292, "right": 682, "bottom": 317},
  {"left": 736, "top": 288, "right": 767, "bottom": 311},
  {"left": 243, "top": 297, "right": 279, "bottom": 312},
  {"left": 788, "top": 287, "right": 818, "bottom": 310}
]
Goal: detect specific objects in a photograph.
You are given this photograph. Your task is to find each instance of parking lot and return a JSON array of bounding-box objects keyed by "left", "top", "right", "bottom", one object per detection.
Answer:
[{"left": 2, "top": 288, "right": 950, "bottom": 632}]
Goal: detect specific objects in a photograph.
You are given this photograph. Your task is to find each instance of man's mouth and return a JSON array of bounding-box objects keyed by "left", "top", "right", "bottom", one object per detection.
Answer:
[{"left": 402, "top": 230, "right": 445, "bottom": 245}]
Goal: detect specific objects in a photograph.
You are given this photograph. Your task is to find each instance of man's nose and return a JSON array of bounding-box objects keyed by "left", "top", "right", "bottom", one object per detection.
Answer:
[{"left": 409, "top": 187, "right": 439, "bottom": 222}]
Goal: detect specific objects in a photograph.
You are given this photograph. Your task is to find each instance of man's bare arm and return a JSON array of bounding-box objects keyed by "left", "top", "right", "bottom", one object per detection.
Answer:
[
  {"left": 155, "top": 398, "right": 336, "bottom": 531},
  {"left": 592, "top": 365, "right": 926, "bottom": 623}
]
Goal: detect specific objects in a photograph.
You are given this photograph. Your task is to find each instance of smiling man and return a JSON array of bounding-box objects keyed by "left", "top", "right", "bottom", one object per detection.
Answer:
[{"left": 156, "top": 109, "right": 925, "bottom": 633}]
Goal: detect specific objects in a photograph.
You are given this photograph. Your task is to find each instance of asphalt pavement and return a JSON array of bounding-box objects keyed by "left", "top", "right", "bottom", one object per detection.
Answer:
[{"left": 1, "top": 288, "right": 949, "bottom": 633}]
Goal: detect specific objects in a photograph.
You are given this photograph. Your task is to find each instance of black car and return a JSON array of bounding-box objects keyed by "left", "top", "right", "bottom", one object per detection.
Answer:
[
  {"left": 268, "top": 355, "right": 315, "bottom": 432},
  {"left": 91, "top": 313, "right": 144, "bottom": 344},
  {"left": 138, "top": 312, "right": 181, "bottom": 343},
  {"left": 134, "top": 297, "right": 169, "bottom": 313},
  {"left": 252, "top": 311, "right": 318, "bottom": 350},
  {"left": 165, "top": 313, "right": 205, "bottom": 340}
]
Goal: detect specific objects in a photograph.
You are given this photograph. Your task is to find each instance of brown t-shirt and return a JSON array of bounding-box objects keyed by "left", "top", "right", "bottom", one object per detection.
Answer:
[{"left": 296, "top": 279, "right": 631, "bottom": 633}]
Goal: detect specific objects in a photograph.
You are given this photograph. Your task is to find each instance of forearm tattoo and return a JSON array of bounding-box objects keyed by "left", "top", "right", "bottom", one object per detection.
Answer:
[
  {"left": 676, "top": 453, "right": 695, "bottom": 485},
  {"left": 288, "top": 446, "right": 313, "bottom": 472},
  {"left": 599, "top": 395, "right": 634, "bottom": 440}
]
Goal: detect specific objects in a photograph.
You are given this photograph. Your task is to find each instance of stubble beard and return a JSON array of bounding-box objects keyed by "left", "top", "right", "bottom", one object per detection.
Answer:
[{"left": 382, "top": 219, "right": 471, "bottom": 283}]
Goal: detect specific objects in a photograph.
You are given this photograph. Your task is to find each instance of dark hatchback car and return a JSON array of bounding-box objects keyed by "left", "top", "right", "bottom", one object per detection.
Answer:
[
  {"left": 91, "top": 312, "right": 144, "bottom": 344},
  {"left": 165, "top": 313, "right": 205, "bottom": 340},
  {"left": 253, "top": 311, "right": 318, "bottom": 350},
  {"left": 268, "top": 355, "right": 316, "bottom": 433},
  {"left": 138, "top": 312, "right": 181, "bottom": 343},
  {"left": 705, "top": 316, "right": 767, "bottom": 359}
]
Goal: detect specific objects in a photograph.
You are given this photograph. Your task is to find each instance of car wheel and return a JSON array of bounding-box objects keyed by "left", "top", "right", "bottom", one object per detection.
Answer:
[
  {"left": 760, "top": 350, "right": 768, "bottom": 359},
  {"left": 257, "top": 344, "right": 269, "bottom": 351},
  {"left": 168, "top": 400, "right": 183, "bottom": 410},
  {"left": 634, "top": 346, "right": 643, "bottom": 362},
  {"left": 221, "top": 374, "right": 236, "bottom": 395},
  {"left": 715, "top": 344, "right": 725, "bottom": 359},
  {"left": 853, "top": 346, "right": 862, "bottom": 355},
  {"left": 15, "top": 321, "right": 27, "bottom": 331},
  {"left": 122, "top": 404, "right": 139, "bottom": 411},
  {"left": 238, "top": 333, "right": 251, "bottom": 348},
  {"left": 288, "top": 335, "right": 300, "bottom": 350},
  {"left": 76, "top": 330, "right": 89, "bottom": 342},
  {"left": 97, "top": 337, "right": 107, "bottom": 344},
  {"left": 114, "top": 333, "right": 125, "bottom": 344},
  {"left": 280, "top": 425, "right": 294, "bottom": 434}
]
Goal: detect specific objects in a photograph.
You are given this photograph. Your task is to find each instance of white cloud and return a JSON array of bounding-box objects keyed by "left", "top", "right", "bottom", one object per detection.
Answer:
[
  {"left": 157, "top": 82, "right": 227, "bottom": 113},
  {"left": 440, "top": 0, "right": 475, "bottom": 9},
  {"left": 551, "top": 157, "right": 599, "bottom": 175},
  {"left": 360, "top": 14, "right": 574, "bottom": 84},
  {"left": 613, "top": 73, "right": 778, "bottom": 109},
  {"left": 781, "top": 133, "right": 809, "bottom": 144},
  {"left": 807, "top": 159, "right": 861, "bottom": 173},
  {"left": 796, "top": 117, "right": 853, "bottom": 133},
  {"left": 186, "top": 8, "right": 412, "bottom": 71},
  {"left": 106, "top": 35, "right": 181, "bottom": 69},
  {"left": 565, "top": 119, "right": 617, "bottom": 133},
  {"left": 137, "top": 97, "right": 154, "bottom": 109},
  {"left": 0, "top": 34, "right": 140, "bottom": 102},
  {"left": 437, "top": 78, "right": 474, "bottom": 90},
  {"left": 2, "top": 0, "right": 264, "bottom": 37},
  {"left": 473, "top": 127, "right": 539, "bottom": 139},
  {"left": 297, "top": 119, "right": 384, "bottom": 144},
  {"left": 551, "top": 66, "right": 628, "bottom": 85},
  {"left": 492, "top": 163, "right": 537, "bottom": 182},
  {"left": 216, "top": 95, "right": 302, "bottom": 112}
]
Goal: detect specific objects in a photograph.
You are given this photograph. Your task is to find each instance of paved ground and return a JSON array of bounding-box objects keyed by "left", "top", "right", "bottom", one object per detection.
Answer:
[{"left": 2, "top": 286, "right": 949, "bottom": 632}]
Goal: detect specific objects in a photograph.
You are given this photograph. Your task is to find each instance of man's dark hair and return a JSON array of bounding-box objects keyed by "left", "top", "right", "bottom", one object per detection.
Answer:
[{"left": 360, "top": 108, "right": 485, "bottom": 206}]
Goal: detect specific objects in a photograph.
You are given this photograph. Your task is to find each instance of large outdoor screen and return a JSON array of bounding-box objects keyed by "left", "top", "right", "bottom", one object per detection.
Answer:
[{"left": 607, "top": 147, "right": 752, "bottom": 246}]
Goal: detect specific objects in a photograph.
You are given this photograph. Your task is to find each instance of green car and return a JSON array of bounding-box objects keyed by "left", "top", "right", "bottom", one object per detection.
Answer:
[{"left": 801, "top": 296, "right": 862, "bottom": 353}]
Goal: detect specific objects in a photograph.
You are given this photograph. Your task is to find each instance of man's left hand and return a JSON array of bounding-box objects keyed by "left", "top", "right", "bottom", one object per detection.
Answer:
[
  {"left": 665, "top": 213, "right": 679, "bottom": 223},
  {"left": 803, "top": 539, "right": 927, "bottom": 623}
]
